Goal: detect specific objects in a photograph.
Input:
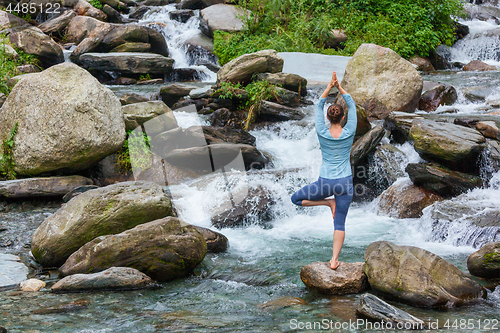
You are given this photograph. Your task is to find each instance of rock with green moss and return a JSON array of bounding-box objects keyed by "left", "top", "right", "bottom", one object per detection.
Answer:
[
  {"left": 339, "top": 43, "right": 423, "bottom": 119},
  {"left": 31, "top": 181, "right": 174, "bottom": 267},
  {"left": 59, "top": 217, "right": 207, "bottom": 282},
  {"left": 409, "top": 119, "right": 486, "bottom": 172},
  {"left": 364, "top": 241, "right": 486, "bottom": 308},
  {"left": 0, "top": 63, "right": 126, "bottom": 176},
  {"left": 467, "top": 242, "right": 500, "bottom": 279}
]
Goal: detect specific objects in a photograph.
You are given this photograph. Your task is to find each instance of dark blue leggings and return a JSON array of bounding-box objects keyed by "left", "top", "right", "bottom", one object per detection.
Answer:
[{"left": 291, "top": 176, "right": 353, "bottom": 231}]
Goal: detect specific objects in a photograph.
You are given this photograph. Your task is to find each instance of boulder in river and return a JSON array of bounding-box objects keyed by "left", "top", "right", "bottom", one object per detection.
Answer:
[
  {"left": 0, "top": 63, "right": 125, "bottom": 176},
  {"left": 377, "top": 178, "right": 443, "bottom": 219},
  {"left": 409, "top": 119, "right": 486, "bottom": 173},
  {"left": 65, "top": 15, "right": 112, "bottom": 44},
  {"left": 38, "top": 10, "right": 76, "bottom": 37},
  {"left": 350, "top": 125, "right": 385, "bottom": 166},
  {"left": 193, "top": 225, "right": 228, "bottom": 253},
  {"left": 80, "top": 52, "right": 174, "bottom": 74},
  {"left": 300, "top": 262, "right": 368, "bottom": 295},
  {"left": 409, "top": 56, "right": 435, "bottom": 72},
  {"left": 160, "top": 83, "right": 198, "bottom": 107},
  {"left": 100, "top": 24, "right": 169, "bottom": 56},
  {"left": 123, "top": 100, "right": 178, "bottom": 134},
  {"left": 59, "top": 217, "right": 207, "bottom": 282},
  {"left": 406, "top": 163, "right": 483, "bottom": 198},
  {"left": 254, "top": 72, "right": 308, "bottom": 96},
  {"left": 119, "top": 92, "right": 150, "bottom": 105},
  {"left": 476, "top": 121, "right": 500, "bottom": 140},
  {"left": 487, "top": 140, "right": 500, "bottom": 172},
  {"left": 52, "top": 267, "right": 156, "bottom": 292},
  {"left": 463, "top": 60, "right": 496, "bottom": 71},
  {"left": 258, "top": 101, "right": 305, "bottom": 122},
  {"left": 200, "top": 4, "right": 248, "bottom": 37},
  {"left": 418, "top": 84, "right": 458, "bottom": 112},
  {"left": 467, "top": 242, "right": 500, "bottom": 279},
  {"left": 339, "top": 43, "right": 423, "bottom": 119},
  {"left": 6, "top": 26, "right": 64, "bottom": 67},
  {"left": 363, "top": 241, "right": 486, "bottom": 308},
  {"left": 217, "top": 49, "right": 284, "bottom": 84},
  {"left": 356, "top": 293, "right": 427, "bottom": 329},
  {"left": 0, "top": 176, "right": 93, "bottom": 199},
  {"left": 31, "top": 181, "right": 174, "bottom": 267},
  {"left": 74, "top": 0, "right": 107, "bottom": 21}
]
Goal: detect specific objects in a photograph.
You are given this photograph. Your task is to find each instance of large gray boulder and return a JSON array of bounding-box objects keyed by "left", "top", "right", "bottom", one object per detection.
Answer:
[
  {"left": 364, "top": 241, "right": 486, "bottom": 308},
  {"left": 300, "top": 262, "right": 368, "bottom": 295},
  {"left": 0, "top": 63, "right": 125, "bottom": 176},
  {"left": 200, "top": 4, "right": 248, "bottom": 37},
  {"left": 217, "top": 49, "right": 284, "bottom": 84},
  {"left": 409, "top": 119, "right": 486, "bottom": 172},
  {"left": 52, "top": 267, "right": 156, "bottom": 292},
  {"left": 31, "top": 181, "right": 174, "bottom": 267},
  {"left": 80, "top": 52, "right": 174, "bottom": 74},
  {"left": 340, "top": 44, "right": 423, "bottom": 119},
  {"left": 377, "top": 179, "right": 443, "bottom": 219},
  {"left": 467, "top": 242, "right": 500, "bottom": 279},
  {"left": 406, "top": 163, "right": 483, "bottom": 198},
  {"left": 59, "top": 217, "right": 207, "bottom": 282},
  {"left": 6, "top": 26, "right": 64, "bottom": 67},
  {"left": 0, "top": 176, "right": 93, "bottom": 198}
]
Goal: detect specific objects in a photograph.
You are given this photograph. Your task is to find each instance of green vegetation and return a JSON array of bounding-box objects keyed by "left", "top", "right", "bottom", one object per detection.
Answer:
[
  {"left": 0, "top": 35, "right": 40, "bottom": 96},
  {"left": 88, "top": 0, "right": 103, "bottom": 10},
  {"left": 0, "top": 122, "right": 18, "bottom": 180},
  {"left": 214, "top": 0, "right": 465, "bottom": 65},
  {"left": 213, "top": 80, "right": 281, "bottom": 129},
  {"left": 139, "top": 74, "right": 152, "bottom": 82},
  {"left": 116, "top": 130, "right": 152, "bottom": 173}
]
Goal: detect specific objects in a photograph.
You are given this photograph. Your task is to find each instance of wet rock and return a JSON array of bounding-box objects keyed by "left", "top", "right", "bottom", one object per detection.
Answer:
[
  {"left": 211, "top": 186, "right": 275, "bottom": 228},
  {"left": 410, "top": 119, "right": 486, "bottom": 172},
  {"left": 200, "top": 4, "right": 248, "bottom": 37},
  {"left": 356, "top": 293, "right": 427, "bottom": 329},
  {"left": 114, "top": 77, "right": 137, "bottom": 85},
  {"left": 110, "top": 42, "right": 151, "bottom": 52},
  {"left": 129, "top": 5, "right": 150, "bottom": 20},
  {"left": 467, "top": 242, "right": 500, "bottom": 279},
  {"left": 38, "top": 9, "right": 76, "bottom": 36},
  {"left": 52, "top": 267, "right": 155, "bottom": 292},
  {"left": 463, "top": 60, "right": 496, "bottom": 71},
  {"left": 350, "top": 125, "right": 385, "bottom": 166},
  {"left": 209, "top": 108, "right": 240, "bottom": 127},
  {"left": 123, "top": 100, "right": 178, "bottom": 134},
  {"left": 32, "top": 299, "right": 90, "bottom": 314},
  {"left": 384, "top": 112, "right": 422, "bottom": 143},
  {"left": 217, "top": 49, "right": 284, "bottom": 84},
  {"left": 0, "top": 176, "right": 93, "bottom": 199},
  {"left": 160, "top": 83, "right": 198, "bottom": 107},
  {"left": 364, "top": 241, "right": 486, "bottom": 308},
  {"left": 193, "top": 226, "right": 228, "bottom": 252},
  {"left": 300, "top": 262, "right": 368, "bottom": 295},
  {"left": 62, "top": 185, "right": 100, "bottom": 203},
  {"left": 196, "top": 59, "right": 219, "bottom": 73},
  {"left": 138, "top": 78, "right": 164, "bottom": 85},
  {"left": 0, "top": 254, "right": 24, "bottom": 288},
  {"left": 258, "top": 297, "right": 306, "bottom": 311},
  {"left": 258, "top": 101, "right": 305, "bottom": 122},
  {"left": 377, "top": 178, "right": 443, "bottom": 219},
  {"left": 254, "top": 72, "right": 307, "bottom": 96},
  {"left": 454, "top": 21, "right": 469, "bottom": 39},
  {"left": 476, "top": 121, "right": 500, "bottom": 140},
  {"left": 201, "top": 126, "right": 256, "bottom": 146},
  {"left": 366, "top": 143, "right": 406, "bottom": 192},
  {"left": 19, "top": 278, "right": 46, "bottom": 292},
  {"left": 100, "top": 24, "right": 168, "bottom": 56},
  {"left": 60, "top": 217, "right": 207, "bottom": 282},
  {"left": 324, "top": 29, "right": 347, "bottom": 49},
  {"left": 6, "top": 26, "right": 64, "bottom": 67},
  {"left": 418, "top": 84, "right": 458, "bottom": 112},
  {"left": 488, "top": 140, "right": 500, "bottom": 171},
  {"left": 119, "top": 92, "right": 150, "bottom": 105},
  {"left": 65, "top": 15, "right": 112, "bottom": 44},
  {"left": 406, "top": 163, "right": 483, "bottom": 198},
  {"left": 169, "top": 9, "right": 194, "bottom": 23},
  {"left": 339, "top": 43, "right": 423, "bottom": 119},
  {"left": 31, "top": 181, "right": 174, "bottom": 267},
  {"left": 178, "top": 0, "right": 202, "bottom": 9},
  {"left": 74, "top": 0, "right": 107, "bottom": 20},
  {"left": 0, "top": 63, "right": 125, "bottom": 176},
  {"left": 464, "top": 87, "right": 495, "bottom": 102},
  {"left": 410, "top": 56, "right": 435, "bottom": 72},
  {"left": 80, "top": 52, "right": 174, "bottom": 74},
  {"left": 185, "top": 32, "right": 214, "bottom": 54}
]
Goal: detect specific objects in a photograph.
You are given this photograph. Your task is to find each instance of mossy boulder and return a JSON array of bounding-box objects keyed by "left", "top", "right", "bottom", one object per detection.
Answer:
[
  {"left": 59, "top": 217, "right": 207, "bottom": 282},
  {"left": 0, "top": 63, "right": 125, "bottom": 176},
  {"left": 364, "top": 241, "right": 486, "bottom": 308},
  {"left": 467, "top": 242, "right": 500, "bottom": 279},
  {"left": 31, "top": 181, "right": 174, "bottom": 267}
]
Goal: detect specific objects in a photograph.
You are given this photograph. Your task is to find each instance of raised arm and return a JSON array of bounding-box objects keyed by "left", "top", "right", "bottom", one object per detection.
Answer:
[{"left": 316, "top": 72, "right": 338, "bottom": 134}]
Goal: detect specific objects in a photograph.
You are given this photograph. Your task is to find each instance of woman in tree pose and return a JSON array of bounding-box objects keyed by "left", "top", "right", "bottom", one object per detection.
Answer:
[{"left": 291, "top": 71, "right": 357, "bottom": 270}]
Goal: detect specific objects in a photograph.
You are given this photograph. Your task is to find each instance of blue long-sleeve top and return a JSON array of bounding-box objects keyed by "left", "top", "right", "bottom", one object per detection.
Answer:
[{"left": 315, "top": 94, "right": 357, "bottom": 179}]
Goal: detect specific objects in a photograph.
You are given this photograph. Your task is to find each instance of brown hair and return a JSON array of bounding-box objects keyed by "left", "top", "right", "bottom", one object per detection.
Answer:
[{"left": 327, "top": 104, "right": 344, "bottom": 124}]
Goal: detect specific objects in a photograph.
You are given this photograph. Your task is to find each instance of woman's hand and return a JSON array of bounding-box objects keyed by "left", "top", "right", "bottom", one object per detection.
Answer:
[{"left": 329, "top": 71, "right": 339, "bottom": 88}]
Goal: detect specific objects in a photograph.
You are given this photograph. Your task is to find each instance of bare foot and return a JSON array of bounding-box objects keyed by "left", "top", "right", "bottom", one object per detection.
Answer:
[
  {"left": 329, "top": 259, "right": 340, "bottom": 270},
  {"left": 326, "top": 199, "right": 336, "bottom": 220}
]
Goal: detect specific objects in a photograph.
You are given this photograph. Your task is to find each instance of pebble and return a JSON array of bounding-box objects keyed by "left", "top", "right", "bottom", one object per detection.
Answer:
[{"left": 20, "top": 279, "right": 46, "bottom": 292}]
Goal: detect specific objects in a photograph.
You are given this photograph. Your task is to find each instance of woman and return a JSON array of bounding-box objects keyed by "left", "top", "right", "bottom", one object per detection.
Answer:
[{"left": 291, "top": 71, "right": 357, "bottom": 270}]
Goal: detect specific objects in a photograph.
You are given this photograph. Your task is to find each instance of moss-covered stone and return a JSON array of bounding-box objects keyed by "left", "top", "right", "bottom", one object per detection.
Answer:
[
  {"left": 467, "top": 242, "right": 500, "bottom": 279},
  {"left": 59, "top": 217, "right": 207, "bottom": 282}
]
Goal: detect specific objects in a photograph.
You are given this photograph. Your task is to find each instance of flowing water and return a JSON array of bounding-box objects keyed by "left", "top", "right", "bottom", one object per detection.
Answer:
[{"left": 1, "top": 5, "right": 500, "bottom": 333}]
